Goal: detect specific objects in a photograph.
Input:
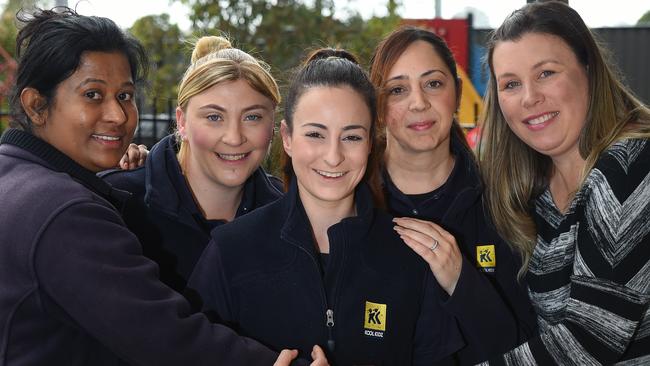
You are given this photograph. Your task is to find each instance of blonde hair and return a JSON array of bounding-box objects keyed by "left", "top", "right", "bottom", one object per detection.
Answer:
[
  {"left": 176, "top": 35, "right": 281, "bottom": 167},
  {"left": 479, "top": 2, "right": 650, "bottom": 277}
]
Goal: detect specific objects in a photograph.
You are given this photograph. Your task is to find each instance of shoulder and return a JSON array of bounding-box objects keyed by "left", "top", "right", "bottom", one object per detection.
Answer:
[
  {"left": 212, "top": 197, "right": 286, "bottom": 248},
  {"left": 99, "top": 166, "right": 146, "bottom": 196},
  {"left": 1, "top": 155, "right": 123, "bottom": 246},
  {"left": 250, "top": 168, "right": 284, "bottom": 202},
  {"left": 585, "top": 138, "right": 650, "bottom": 200}
]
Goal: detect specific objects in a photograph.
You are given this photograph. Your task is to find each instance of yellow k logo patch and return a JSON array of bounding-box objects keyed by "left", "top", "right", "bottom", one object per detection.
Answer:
[
  {"left": 364, "top": 301, "right": 386, "bottom": 331},
  {"left": 476, "top": 244, "right": 496, "bottom": 268}
]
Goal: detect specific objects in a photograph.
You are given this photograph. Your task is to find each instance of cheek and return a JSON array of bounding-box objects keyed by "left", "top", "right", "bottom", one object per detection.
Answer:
[
  {"left": 349, "top": 144, "right": 370, "bottom": 170},
  {"left": 246, "top": 124, "right": 274, "bottom": 149},
  {"left": 188, "top": 125, "right": 216, "bottom": 150},
  {"left": 497, "top": 95, "right": 517, "bottom": 124},
  {"left": 385, "top": 102, "right": 407, "bottom": 131}
]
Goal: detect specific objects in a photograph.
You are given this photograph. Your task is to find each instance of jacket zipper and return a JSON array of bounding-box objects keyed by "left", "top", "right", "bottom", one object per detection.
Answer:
[
  {"left": 290, "top": 243, "right": 336, "bottom": 352},
  {"left": 326, "top": 308, "right": 335, "bottom": 352}
]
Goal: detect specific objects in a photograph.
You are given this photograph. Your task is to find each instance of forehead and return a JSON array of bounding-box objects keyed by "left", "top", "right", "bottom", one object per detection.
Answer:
[
  {"left": 294, "top": 86, "right": 371, "bottom": 127},
  {"left": 387, "top": 40, "right": 451, "bottom": 78},
  {"left": 492, "top": 32, "right": 579, "bottom": 73},
  {"left": 188, "top": 78, "right": 274, "bottom": 107},
  {"left": 68, "top": 51, "right": 133, "bottom": 83}
]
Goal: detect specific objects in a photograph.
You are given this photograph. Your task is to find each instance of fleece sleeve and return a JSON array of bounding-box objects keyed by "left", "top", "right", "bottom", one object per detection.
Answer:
[{"left": 33, "top": 197, "right": 283, "bottom": 366}]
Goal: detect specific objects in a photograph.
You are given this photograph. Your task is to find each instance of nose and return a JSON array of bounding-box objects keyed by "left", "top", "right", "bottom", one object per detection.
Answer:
[
  {"left": 323, "top": 139, "right": 344, "bottom": 167},
  {"left": 222, "top": 121, "right": 245, "bottom": 146},
  {"left": 408, "top": 88, "right": 430, "bottom": 112},
  {"left": 522, "top": 83, "right": 544, "bottom": 109},
  {"left": 105, "top": 98, "right": 128, "bottom": 125}
]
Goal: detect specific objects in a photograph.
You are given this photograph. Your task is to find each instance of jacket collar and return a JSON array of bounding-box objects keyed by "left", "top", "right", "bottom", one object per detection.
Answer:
[
  {"left": 382, "top": 135, "right": 482, "bottom": 221},
  {"left": 0, "top": 128, "right": 131, "bottom": 208},
  {"left": 279, "top": 177, "right": 375, "bottom": 254}
]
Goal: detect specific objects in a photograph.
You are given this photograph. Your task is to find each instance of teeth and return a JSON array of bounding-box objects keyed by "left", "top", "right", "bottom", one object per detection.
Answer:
[
  {"left": 527, "top": 112, "right": 559, "bottom": 125},
  {"left": 316, "top": 170, "right": 345, "bottom": 178},
  {"left": 218, "top": 153, "right": 247, "bottom": 161},
  {"left": 93, "top": 135, "right": 120, "bottom": 141}
]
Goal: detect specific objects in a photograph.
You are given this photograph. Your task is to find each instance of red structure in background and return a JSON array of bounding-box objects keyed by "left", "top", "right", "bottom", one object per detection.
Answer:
[{"left": 401, "top": 18, "right": 470, "bottom": 72}]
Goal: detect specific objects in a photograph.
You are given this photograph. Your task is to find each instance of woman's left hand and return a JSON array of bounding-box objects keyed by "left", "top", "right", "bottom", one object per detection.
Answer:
[
  {"left": 119, "top": 143, "right": 148, "bottom": 170},
  {"left": 393, "top": 217, "right": 462, "bottom": 296}
]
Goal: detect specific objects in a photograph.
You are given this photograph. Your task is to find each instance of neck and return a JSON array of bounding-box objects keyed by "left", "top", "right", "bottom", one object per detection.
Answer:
[
  {"left": 549, "top": 148, "right": 586, "bottom": 213},
  {"left": 298, "top": 186, "right": 356, "bottom": 254},
  {"left": 385, "top": 138, "right": 455, "bottom": 194},
  {"left": 183, "top": 161, "right": 244, "bottom": 221}
]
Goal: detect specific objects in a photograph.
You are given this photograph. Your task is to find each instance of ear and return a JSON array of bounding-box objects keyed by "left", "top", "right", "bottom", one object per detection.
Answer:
[
  {"left": 20, "top": 87, "right": 48, "bottom": 126},
  {"left": 455, "top": 77, "right": 463, "bottom": 112},
  {"left": 280, "top": 120, "right": 292, "bottom": 158},
  {"left": 176, "top": 107, "right": 187, "bottom": 139}
]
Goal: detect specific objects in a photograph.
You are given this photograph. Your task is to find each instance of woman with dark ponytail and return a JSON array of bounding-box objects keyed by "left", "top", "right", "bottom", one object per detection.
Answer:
[{"left": 188, "top": 48, "right": 463, "bottom": 365}]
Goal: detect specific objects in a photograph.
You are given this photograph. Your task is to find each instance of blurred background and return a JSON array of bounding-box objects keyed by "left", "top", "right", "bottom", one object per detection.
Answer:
[{"left": 1, "top": 0, "right": 649, "bottom": 170}]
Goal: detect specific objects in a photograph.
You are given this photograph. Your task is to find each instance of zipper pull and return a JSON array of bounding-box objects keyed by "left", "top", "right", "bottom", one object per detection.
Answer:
[{"left": 326, "top": 309, "right": 335, "bottom": 352}]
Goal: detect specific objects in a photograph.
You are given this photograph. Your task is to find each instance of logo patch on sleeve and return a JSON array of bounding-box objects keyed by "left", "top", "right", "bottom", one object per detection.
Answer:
[
  {"left": 476, "top": 244, "right": 496, "bottom": 272},
  {"left": 363, "top": 301, "right": 386, "bottom": 338}
]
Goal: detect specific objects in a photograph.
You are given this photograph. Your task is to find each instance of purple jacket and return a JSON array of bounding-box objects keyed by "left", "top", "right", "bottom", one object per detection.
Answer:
[{"left": 0, "top": 129, "right": 294, "bottom": 366}]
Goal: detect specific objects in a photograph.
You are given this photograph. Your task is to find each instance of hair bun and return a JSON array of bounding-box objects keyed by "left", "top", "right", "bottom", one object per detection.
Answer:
[
  {"left": 191, "top": 35, "right": 232, "bottom": 63},
  {"left": 304, "top": 48, "right": 359, "bottom": 66}
]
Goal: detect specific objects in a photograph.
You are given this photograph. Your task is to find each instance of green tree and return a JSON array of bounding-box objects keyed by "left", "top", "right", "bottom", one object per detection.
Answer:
[
  {"left": 129, "top": 14, "right": 186, "bottom": 113},
  {"left": 638, "top": 10, "right": 650, "bottom": 26}
]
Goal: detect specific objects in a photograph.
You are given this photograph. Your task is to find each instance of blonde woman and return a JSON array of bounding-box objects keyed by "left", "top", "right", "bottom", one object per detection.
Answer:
[
  {"left": 103, "top": 36, "right": 283, "bottom": 292},
  {"left": 480, "top": 2, "right": 650, "bottom": 364}
]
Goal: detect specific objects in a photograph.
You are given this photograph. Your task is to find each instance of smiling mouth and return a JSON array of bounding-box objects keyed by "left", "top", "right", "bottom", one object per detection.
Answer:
[
  {"left": 314, "top": 169, "right": 347, "bottom": 178},
  {"left": 92, "top": 134, "right": 121, "bottom": 141},
  {"left": 216, "top": 152, "right": 250, "bottom": 161},
  {"left": 525, "top": 112, "right": 559, "bottom": 125}
]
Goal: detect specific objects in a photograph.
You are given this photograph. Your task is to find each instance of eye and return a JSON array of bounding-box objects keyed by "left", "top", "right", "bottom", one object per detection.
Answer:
[
  {"left": 207, "top": 114, "right": 223, "bottom": 122},
  {"left": 85, "top": 91, "right": 101, "bottom": 100},
  {"left": 244, "top": 114, "right": 263, "bottom": 122},
  {"left": 425, "top": 80, "right": 443, "bottom": 89},
  {"left": 502, "top": 80, "right": 521, "bottom": 90},
  {"left": 305, "top": 131, "right": 324, "bottom": 139},
  {"left": 343, "top": 135, "right": 363, "bottom": 142},
  {"left": 388, "top": 86, "right": 405, "bottom": 96},
  {"left": 118, "top": 92, "right": 133, "bottom": 101},
  {"left": 539, "top": 70, "right": 555, "bottom": 79}
]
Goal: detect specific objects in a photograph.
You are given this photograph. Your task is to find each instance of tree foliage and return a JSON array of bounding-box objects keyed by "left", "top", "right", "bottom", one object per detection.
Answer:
[
  {"left": 638, "top": 10, "right": 650, "bottom": 26},
  {"left": 129, "top": 14, "right": 186, "bottom": 112}
]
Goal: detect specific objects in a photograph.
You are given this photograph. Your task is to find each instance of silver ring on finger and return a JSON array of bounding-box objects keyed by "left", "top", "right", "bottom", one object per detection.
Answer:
[{"left": 429, "top": 238, "right": 439, "bottom": 252}]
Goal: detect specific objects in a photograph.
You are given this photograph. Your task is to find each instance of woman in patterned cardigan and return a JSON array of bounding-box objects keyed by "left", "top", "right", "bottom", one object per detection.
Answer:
[{"left": 479, "top": 1, "right": 650, "bottom": 364}]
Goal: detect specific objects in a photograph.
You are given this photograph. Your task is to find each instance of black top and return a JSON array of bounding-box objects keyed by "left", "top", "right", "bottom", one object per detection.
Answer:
[
  {"left": 383, "top": 137, "right": 538, "bottom": 364},
  {"left": 101, "top": 135, "right": 283, "bottom": 292},
  {"left": 188, "top": 179, "right": 464, "bottom": 365},
  {"left": 0, "top": 129, "right": 291, "bottom": 365}
]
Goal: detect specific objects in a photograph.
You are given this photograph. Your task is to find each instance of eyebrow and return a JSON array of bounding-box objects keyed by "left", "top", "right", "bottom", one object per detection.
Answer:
[
  {"left": 497, "top": 59, "right": 562, "bottom": 80},
  {"left": 301, "top": 122, "right": 368, "bottom": 131},
  {"left": 77, "top": 78, "right": 134, "bottom": 89},
  {"left": 386, "top": 69, "right": 446, "bottom": 83},
  {"left": 198, "top": 104, "right": 270, "bottom": 112}
]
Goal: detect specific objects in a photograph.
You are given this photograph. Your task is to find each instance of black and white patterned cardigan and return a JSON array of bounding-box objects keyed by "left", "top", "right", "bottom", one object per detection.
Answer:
[{"left": 484, "top": 138, "right": 650, "bottom": 365}]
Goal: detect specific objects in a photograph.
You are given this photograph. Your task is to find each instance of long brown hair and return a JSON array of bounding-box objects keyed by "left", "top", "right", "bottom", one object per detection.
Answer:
[{"left": 480, "top": 1, "right": 650, "bottom": 276}]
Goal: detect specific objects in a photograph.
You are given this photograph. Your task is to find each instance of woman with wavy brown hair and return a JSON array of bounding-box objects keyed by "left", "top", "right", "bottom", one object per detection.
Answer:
[
  {"left": 370, "top": 26, "right": 537, "bottom": 364},
  {"left": 480, "top": 1, "right": 650, "bottom": 363}
]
